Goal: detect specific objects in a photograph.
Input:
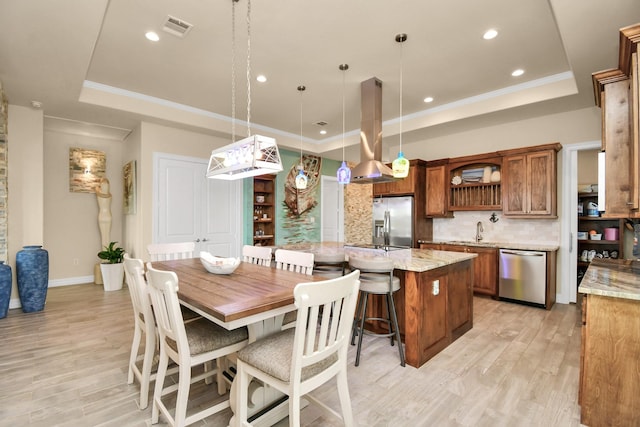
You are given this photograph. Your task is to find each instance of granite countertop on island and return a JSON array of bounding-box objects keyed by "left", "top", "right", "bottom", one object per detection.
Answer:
[
  {"left": 417, "top": 239, "right": 559, "bottom": 252},
  {"left": 278, "top": 242, "right": 477, "bottom": 273},
  {"left": 578, "top": 258, "right": 640, "bottom": 301}
]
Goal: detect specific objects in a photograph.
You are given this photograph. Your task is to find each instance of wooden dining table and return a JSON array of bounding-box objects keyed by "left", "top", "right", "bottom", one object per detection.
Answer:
[{"left": 152, "top": 257, "right": 324, "bottom": 426}]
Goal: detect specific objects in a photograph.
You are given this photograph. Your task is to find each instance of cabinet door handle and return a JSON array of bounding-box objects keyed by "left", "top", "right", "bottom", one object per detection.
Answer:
[
  {"left": 569, "top": 232, "right": 573, "bottom": 253},
  {"left": 202, "top": 238, "right": 209, "bottom": 242}
]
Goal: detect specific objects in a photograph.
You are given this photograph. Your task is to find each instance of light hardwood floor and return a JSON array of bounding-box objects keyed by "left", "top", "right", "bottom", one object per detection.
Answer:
[{"left": 0, "top": 284, "right": 583, "bottom": 426}]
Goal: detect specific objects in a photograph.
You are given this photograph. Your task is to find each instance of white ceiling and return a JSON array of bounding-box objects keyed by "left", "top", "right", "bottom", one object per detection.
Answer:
[{"left": 1, "top": 0, "right": 639, "bottom": 160}]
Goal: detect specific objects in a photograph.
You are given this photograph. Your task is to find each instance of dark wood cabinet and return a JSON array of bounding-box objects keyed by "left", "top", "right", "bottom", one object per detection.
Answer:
[
  {"left": 592, "top": 24, "right": 640, "bottom": 218},
  {"left": 425, "top": 159, "right": 452, "bottom": 217},
  {"left": 372, "top": 159, "right": 426, "bottom": 196},
  {"left": 500, "top": 143, "right": 561, "bottom": 218},
  {"left": 580, "top": 292, "right": 640, "bottom": 426}
]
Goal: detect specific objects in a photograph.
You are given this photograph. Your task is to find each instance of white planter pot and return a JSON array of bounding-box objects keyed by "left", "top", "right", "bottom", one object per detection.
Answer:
[{"left": 100, "top": 263, "right": 124, "bottom": 291}]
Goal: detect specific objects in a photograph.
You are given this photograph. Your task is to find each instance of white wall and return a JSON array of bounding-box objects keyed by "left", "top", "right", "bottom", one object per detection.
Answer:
[{"left": 7, "top": 105, "right": 44, "bottom": 304}]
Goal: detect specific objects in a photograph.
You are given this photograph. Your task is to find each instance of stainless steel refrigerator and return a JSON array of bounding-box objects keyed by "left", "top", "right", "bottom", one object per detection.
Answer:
[{"left": 372, "top": 196, "right": 413, "bottom": 248}]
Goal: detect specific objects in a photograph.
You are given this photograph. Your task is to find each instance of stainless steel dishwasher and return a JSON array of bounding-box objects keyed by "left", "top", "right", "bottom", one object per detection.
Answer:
[{"left": 499, "top": 249, "right": 547, "bottom": 307}]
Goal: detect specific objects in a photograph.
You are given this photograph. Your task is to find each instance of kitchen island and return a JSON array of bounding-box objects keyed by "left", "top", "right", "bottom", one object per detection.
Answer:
[
  {"left": 280, "top": 242, "right": 477, "bottom": 368},
  {"left": 578, "top": 259, "right": 640, "bottom": 426}
]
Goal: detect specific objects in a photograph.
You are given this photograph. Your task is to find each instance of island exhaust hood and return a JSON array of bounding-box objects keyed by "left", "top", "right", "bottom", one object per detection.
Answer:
[{"left": 350, "top": 77, "right": 397, "bottom": 184}]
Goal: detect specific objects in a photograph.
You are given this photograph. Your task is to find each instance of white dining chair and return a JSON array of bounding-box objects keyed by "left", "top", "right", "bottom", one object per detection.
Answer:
[
  {"left": 145, "top": 262, "right": 249, "bottom": 427},
  {"left": 242, "top": 244, "right": 272, "bottom": 267},
  {"left": 147, "top": 241, "right": 195, "bottom": 262},
  {"left": 123, "top": 253, "right": 157, "bottom": 409},
  {"left": 275, "top": 249, "right": 314, "bottom": 329},
  {"left": 236, "top": 270, "right": 360, "bottom": 427}
]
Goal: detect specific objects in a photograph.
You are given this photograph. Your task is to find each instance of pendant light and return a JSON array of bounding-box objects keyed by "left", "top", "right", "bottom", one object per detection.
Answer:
[
  {"left": 295, "top": 85, "right": 308, "bottom": 190},
  {"left": 392, "top": 33, "right": 410, "bottom": 179},
  {"left": 336, "top": 64, "right": 351, "bottom": 184},
  {"left": 206, "top": 0, "right": 283, "bottom": 180}
]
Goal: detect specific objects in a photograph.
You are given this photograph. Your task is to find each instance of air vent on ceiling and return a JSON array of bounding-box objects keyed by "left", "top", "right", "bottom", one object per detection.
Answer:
[
  {"left": 315, "top": 121, "right": 328, "bottom": 127},
  {"left": 162, "top": 15, "right": 193, "bottom": 38}
]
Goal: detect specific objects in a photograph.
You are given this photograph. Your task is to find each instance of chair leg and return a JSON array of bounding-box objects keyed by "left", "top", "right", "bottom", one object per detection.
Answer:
[
  {"left": 385, "top": 294, "right": 395, "bottom": 347},
  {"left": 236, "top": 361, "right": 250, "bottom": 426},
  {"left": 128, "top": 324, "right": 142, "bottom": 384},
  {"left": 355, "top": 292, "right": 369, "bottom": 366},
  {"left": 151, "top": 349, "right": 168, "bottom": 425},
  {"left": 336, "top": 367, "right": 354, "bottom": 427},
  {"left": 387, "top": 291, "right": 405, "bottom": 367},
  {"left": 139, "top": 325, "right": 156, "bottom": 409},
  {"left": 216, "top": 358, "right": 226, "bottom": 395},
  {"left": 289, "top": 392, "right": 301, "bottom": 427},
  {"left": 174, "top": 361, "right": 191, "bottom": 427}
]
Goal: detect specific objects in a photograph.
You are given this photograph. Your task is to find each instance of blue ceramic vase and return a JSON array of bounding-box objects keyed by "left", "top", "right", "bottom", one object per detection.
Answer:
[
  {"left": 16, "top": 245, "right": 49, "bottom": 313},
  {"left": 0, "top": 261, "right": 11, "bottom": 318}
]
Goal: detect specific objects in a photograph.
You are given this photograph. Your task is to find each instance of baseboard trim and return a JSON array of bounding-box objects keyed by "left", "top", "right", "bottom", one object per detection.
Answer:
[{"left": 9, "top": 276, "right": 97, "bottom": 309}]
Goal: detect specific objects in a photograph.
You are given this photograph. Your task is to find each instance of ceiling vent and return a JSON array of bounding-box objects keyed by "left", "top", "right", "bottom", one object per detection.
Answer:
[
  {"left": 162, "top": 15, "right": 194, "bottom": 38},
  {"left": 315, "top": 121, "right": 328, "bottom": 127}
]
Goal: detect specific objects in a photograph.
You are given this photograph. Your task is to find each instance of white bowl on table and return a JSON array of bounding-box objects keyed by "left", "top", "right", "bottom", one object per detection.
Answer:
[{"left": 200, "top": 251, "right": 240, "bottom": 274}]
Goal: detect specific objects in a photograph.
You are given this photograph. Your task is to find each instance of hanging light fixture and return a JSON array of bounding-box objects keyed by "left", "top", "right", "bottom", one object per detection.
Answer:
[
  {"left": 392, "top": 33, "right": 410, "bottom": 179},
  {"left": 207, "top": 0, "right": 282, "bottom": 180},
  {"left": 337, "top": 64, "right": 351, "bottom": 185},
  {"left": 295, "top": 85, "right": 308, "bottom": 190}
]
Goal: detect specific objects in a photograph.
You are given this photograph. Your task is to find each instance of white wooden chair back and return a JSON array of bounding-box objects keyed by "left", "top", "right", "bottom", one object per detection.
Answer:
[
  {"left": 242, "top": 245, "right": 272, "bottom": 267},
  {"left": 147, "top": 242, "right": 195, "bottom": 262},
  {"left": 292, "top": 270, "right": 360, "bottom": 375},
  {"left": 145, "top": 262, "right": 190, "bottom": 362},
  {"left": 123, "top": 253, "right": 157, "bottom": 409},
  {"left": 274, "top": 249, "right": 314, "bottom": 275}
]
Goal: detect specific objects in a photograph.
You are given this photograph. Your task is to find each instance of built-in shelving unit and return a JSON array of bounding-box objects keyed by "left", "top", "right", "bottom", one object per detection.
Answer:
[
  {"left": 577, "top": 192, "right": 624, "bottom": 284},
  {"left": 253, "top": 174, "right": 276, "bottom": 247},
  {"left": 448, "top": 157, "right": 502, "bottom": 211}
]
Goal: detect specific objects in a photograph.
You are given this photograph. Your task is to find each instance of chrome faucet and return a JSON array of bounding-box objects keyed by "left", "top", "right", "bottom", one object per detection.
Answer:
[{"left": 475, "top": 221, "right": 484, "bottom": 243}]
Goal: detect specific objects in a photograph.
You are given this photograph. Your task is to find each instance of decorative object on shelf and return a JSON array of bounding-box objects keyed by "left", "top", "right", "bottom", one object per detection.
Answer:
[
  {"left": 482, "top": 166, "right": 492, "bottom": 183},
  {"left": 69, "top": 147, "right": 106, "bottom": 193},
  {"left": 392, "top": 33, "right": 410, "bottom": 179},
  {"left": 604, "top": 227, "right": 619, "bottom": 241},
  {"left": 16, "top": 245, "right": 49, "bottom": 312},
  {"left": 337, "top": 64, "right": 351, "bottom": 184},
  {"left": 255, "top": 195, "right": 264, "bottom": 203},
  {"left": 295, "top": 85, "right": 308, "bottom": 190},
  {"left": 0, "top": 261, "right": 11, "bottom": 318},
  {"left": 97, "top": 241, "right": 125, "bottom": 292},
  {"left": 490, "top": 170, "right": 501, "bottom": 182},
  {"left": 207, "top": 0, "right": 282, "bottom": 180},
  {"left": 451, "top": 175, "right": 462, "bottom": 185},
  {"left": 489, "top": 212, "right": 499, "bottom": 223}
]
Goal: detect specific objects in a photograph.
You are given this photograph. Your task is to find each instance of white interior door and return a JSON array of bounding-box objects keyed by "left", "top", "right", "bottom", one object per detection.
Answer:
[
  {"left": 154, "top": 153, "right": 242, "bottom": 257},
  {"left": 321, "top": 175, "right": 344, "bottom": 242}
]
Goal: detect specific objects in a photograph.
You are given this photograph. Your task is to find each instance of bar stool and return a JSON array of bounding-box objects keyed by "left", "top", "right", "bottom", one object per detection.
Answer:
[
  {"left": 349, "top": 256, "right": 405, "bottom": 367},
  {"left": 312, "top": 251, "right": 346, "bottom": 279}
]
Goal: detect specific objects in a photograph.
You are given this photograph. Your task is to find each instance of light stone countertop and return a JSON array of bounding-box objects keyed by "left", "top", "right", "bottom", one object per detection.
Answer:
[
  {"left": 578, "top": 259, "right": 640, "bottom": 301},
  {"left": 417, "top": 239, "right": 559, "bottom": 252},
  {"left": 277, "top": 242, "right": 477, "bottom": 273}
]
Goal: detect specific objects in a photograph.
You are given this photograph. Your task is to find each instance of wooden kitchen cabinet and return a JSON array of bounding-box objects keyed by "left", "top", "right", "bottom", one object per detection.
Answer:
[
  {"left": 440, "top": 244, "right": 498, "bottom": 297},
  {"left": 592, "top": 24, "right": 640, "bottom": 218},
  {"left": 372, "top": 159, "right": 426, "bottom": 196},
  {"left": 580, "top": 293, "right": 640, "bottom": 426},
  {"left": 425, "top": 159, "right": 452, "bottom": 217},
  {"left": 500, "top": 143, "right": 561, "bottom": 218},
  {"left": 448, "top": 155, "right": 502, "bottom": 211}
]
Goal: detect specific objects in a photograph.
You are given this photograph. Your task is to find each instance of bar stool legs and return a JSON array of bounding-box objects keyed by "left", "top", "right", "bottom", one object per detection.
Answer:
[{"left": 351, "top": 290, "right": 405, "bottom": 367}]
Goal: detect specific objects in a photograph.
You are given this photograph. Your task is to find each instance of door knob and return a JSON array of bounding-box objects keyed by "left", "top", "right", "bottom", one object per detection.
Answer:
[
  {"left": 202, "top": 238, "right": 209, "bottom": 242},
  {"left": 195, "top": 238, "right": 200, "bottom": 242}
]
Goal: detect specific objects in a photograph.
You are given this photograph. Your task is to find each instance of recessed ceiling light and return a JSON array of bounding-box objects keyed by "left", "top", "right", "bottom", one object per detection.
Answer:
[
  {"left": 511, "top": 69, "right": 525, "bottom": 77},
  {"left": 145, "top": 31, "right": 160, "bottom": 42},
  {"left": 483, "top": 29, "right": 498, "bottom": 40},
  {"left": 424, "top": 96, "right": 434, "bottom": 103},
  {"left": 320, "top": 130, "right": 327, "bottom": 135},
  {"left": 256, "top": 75, "right": 267, "bottom": 83}
]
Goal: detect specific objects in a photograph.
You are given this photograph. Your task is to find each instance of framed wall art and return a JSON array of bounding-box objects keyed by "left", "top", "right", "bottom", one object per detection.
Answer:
[
  {"left": 69, "top": 147, "right": 106, "bottom": 193},
  {"left": 123, "top": 160, "right": 136, "bottom": 214}
]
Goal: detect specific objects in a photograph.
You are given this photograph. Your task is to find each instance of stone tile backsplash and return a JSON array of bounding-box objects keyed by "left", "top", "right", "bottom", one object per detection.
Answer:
[{"left": 433, "top": 211, "right": 560, "bottom": 245}]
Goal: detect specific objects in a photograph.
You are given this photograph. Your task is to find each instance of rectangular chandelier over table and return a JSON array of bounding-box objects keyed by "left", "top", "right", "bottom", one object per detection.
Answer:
[{"left": 206, "top": 135, "right": 283, "bottom": 180}]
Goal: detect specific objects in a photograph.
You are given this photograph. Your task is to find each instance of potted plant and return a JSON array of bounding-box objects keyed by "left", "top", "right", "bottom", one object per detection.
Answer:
[{"left": 98, "top": 241, "right": 125, "bottom": 291}]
